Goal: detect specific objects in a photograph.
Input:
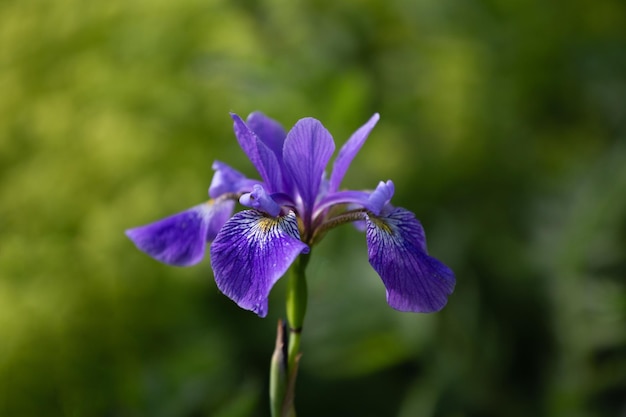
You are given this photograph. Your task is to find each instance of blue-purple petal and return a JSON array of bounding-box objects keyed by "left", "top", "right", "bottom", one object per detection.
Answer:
[
  {"left": 256, "top": 135, "right": 284, "bottom": 193},
  {"left": 314, "top": 190, "right": 371, "bottom": 215},
  {"left": 209, "top": 160, "right": 259, "bottom": 198},
  {"left": 246, "top": 112, "right": 286, "bottom": 162},
  {"left": 126, "top": 200, "right": 234, "bottom": 267},
  {"left": 365, "top": 208, "right": 455, "bottom": 312},
  {"left": 367, "top": 180, "right": 395, "bottom": 215},
  {"left": 283, "top": 118, "right": 335, "bottom": 219},
  {"left": 231, "top": 114, "right": 283, "bottom": 192},
  {"left": 313, "top": 180, "right": 394, "bottom": 216},
  {"left": 231, "top": 113, "right": 266, "bottom": 174},
  {"left": 329, "top": 113, "right": 380, "bottom": 192},
  {"left": 210, "top": 210, "right": 309, "bottom": 317},
  {"left": 205, "top": 199, "right": 237, "bottom": 241}
]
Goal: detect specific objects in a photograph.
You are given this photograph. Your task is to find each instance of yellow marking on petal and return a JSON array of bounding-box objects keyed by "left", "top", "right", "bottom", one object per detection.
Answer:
[
  {"left": 258, "top": 216, "right": 280, "bottom": 232},
  {"left": 296, "top": 217, "right": 305, "bottom": 236},
  {"left": 370, "top": 216, "right": 393, "bottom": 234}
]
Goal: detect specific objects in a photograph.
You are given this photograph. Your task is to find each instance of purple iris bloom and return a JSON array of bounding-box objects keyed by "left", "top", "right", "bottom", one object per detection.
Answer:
[{"left": 126, "top": 112, "right": 455, "bottom": 317}]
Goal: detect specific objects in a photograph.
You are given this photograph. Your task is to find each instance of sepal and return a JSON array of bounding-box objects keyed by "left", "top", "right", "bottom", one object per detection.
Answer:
[
  {"left": 126, "top": 200, "right": 234, "bottom": 266},
  {"left": 210, "top": 210, "right": 309, "bottom": 317},
  {"left": 365, "top": 208, "right": 455, "bottom": 312}
]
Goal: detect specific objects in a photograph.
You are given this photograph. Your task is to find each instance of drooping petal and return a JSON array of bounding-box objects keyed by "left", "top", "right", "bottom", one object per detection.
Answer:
[
  {"left": 231, "top": 114, "right": 282, "bottom": 192},
  {"left": 210, "top": 210, "right": 309, "bottom": 317},
  {"left": 365, "top": 208, "right": 455, "bottom": 313},
  {"left": 329, "top": 113, "right": 380, "bottom": 192},
  {"left": 283, "top": 118, "right": 335, "bottom": 219},
  {"left": 209, "top": 160, "right": 259, "bottom": 198},
  {"left": 126, "top": 199, "right": 235, "bottom": 267},
  {"left": 239, "top": 184, "right": 282, "bottom": 217}
]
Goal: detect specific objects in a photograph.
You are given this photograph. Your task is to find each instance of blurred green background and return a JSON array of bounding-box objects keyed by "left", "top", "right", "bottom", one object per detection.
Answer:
[{"left": 1, "top": 0, "right": 625, "bottom": 416}]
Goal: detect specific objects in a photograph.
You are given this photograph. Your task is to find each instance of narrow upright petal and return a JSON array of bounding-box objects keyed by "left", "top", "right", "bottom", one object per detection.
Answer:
[
  {"left": 210, "top": 210, "right": 309, "bottom": 317},
  {"left": 246, "top": 112, "right": 287, "bottom": 161},
  {"left": 256, "top": 135, "right": 284, "bottom": 193},
  {"left": 126, "top": 200, "right": 235, "bottom": 267},
  {"left": 247, "top": 112, "right": 291, "bottom": 193},
  {"left": 231, "top": 114, "right": 283, "bottom": 192},
  {"left": 365, "top": 208, "right": 455, "bottom": 312},
  {"left": 283, "top": 118, "right": 335, "bottom": 219},
  {"left": 329, "top": 113, "right": 380, "bottom": 192}
]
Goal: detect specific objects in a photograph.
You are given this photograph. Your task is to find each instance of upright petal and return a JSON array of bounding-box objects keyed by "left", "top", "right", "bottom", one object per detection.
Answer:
[
  {"left": 283, "top": 118, "right": 335, "bottom": 219},
  {"left": 231, "top": 114, "right": 283, "bottom": 192},
  {"left": 246, "top": 112, "right": 286, "bottom": 161},
  {"left": 365, "top": 208, "right": 455, "bottom": 313},
  {"left": 126, "top": 200, "right": 235, "bottom": 267},
  {"left": 210, "top": 210, "right": 309, "bottom": 317},
  {"left": 256, "top": 135, "right": 284, "bottom": 193},
  {"left": 329, "top": 113, "right": 379, "bottom": 192}
]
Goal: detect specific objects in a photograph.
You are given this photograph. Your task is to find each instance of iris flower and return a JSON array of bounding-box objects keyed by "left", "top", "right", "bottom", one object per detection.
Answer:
[{"left": 126, "top": 112, "right": 455, "bottom": 317}]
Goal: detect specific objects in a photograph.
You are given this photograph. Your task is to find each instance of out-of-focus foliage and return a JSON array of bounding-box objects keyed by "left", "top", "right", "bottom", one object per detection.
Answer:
[{"left": 1, "top": 0, "right": 625, "bottom": 416}]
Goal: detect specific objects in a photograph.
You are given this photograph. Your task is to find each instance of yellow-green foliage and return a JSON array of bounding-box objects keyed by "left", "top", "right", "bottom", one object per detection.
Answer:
[{"left": 1, "top": 0, "right": 625, "bottom": 416}]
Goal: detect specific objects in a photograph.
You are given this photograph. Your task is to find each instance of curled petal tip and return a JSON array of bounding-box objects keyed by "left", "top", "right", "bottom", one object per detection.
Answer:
[
  {"left": 367, "top": 180, "right": 395, "bottom": 215},
  {"left": 329, "top": 113, "right": 380, "bottom": 192}
]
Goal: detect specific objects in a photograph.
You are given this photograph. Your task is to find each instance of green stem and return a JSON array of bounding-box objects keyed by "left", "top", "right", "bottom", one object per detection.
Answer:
[
  {"left": 279, "top": 254, "right": 309, "bottom": 417},
  {"left": 269, "top": 321, "right": 286, "bottom": 417},
  {"left": 286, "top": 254, "right": 308, "bottom": 367},
  {"left": 269, "top": 255, "right": 310, "bottom": 417}
]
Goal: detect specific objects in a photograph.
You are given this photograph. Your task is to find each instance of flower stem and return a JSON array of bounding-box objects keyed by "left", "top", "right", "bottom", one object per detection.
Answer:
[
  {"left": 270, "top": 320, "right": 287, "bottom": 417},
  {"left": 268, "top": 254, "right": 309, "bottom": 417},
  {"left": 286, "top": 254, "right": 308, "bottom": 366}
]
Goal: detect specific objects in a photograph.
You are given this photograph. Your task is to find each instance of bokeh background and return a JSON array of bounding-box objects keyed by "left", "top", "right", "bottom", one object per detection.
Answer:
[{"left": 1, "top": 0, "right": 625, "bottom": 416}]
